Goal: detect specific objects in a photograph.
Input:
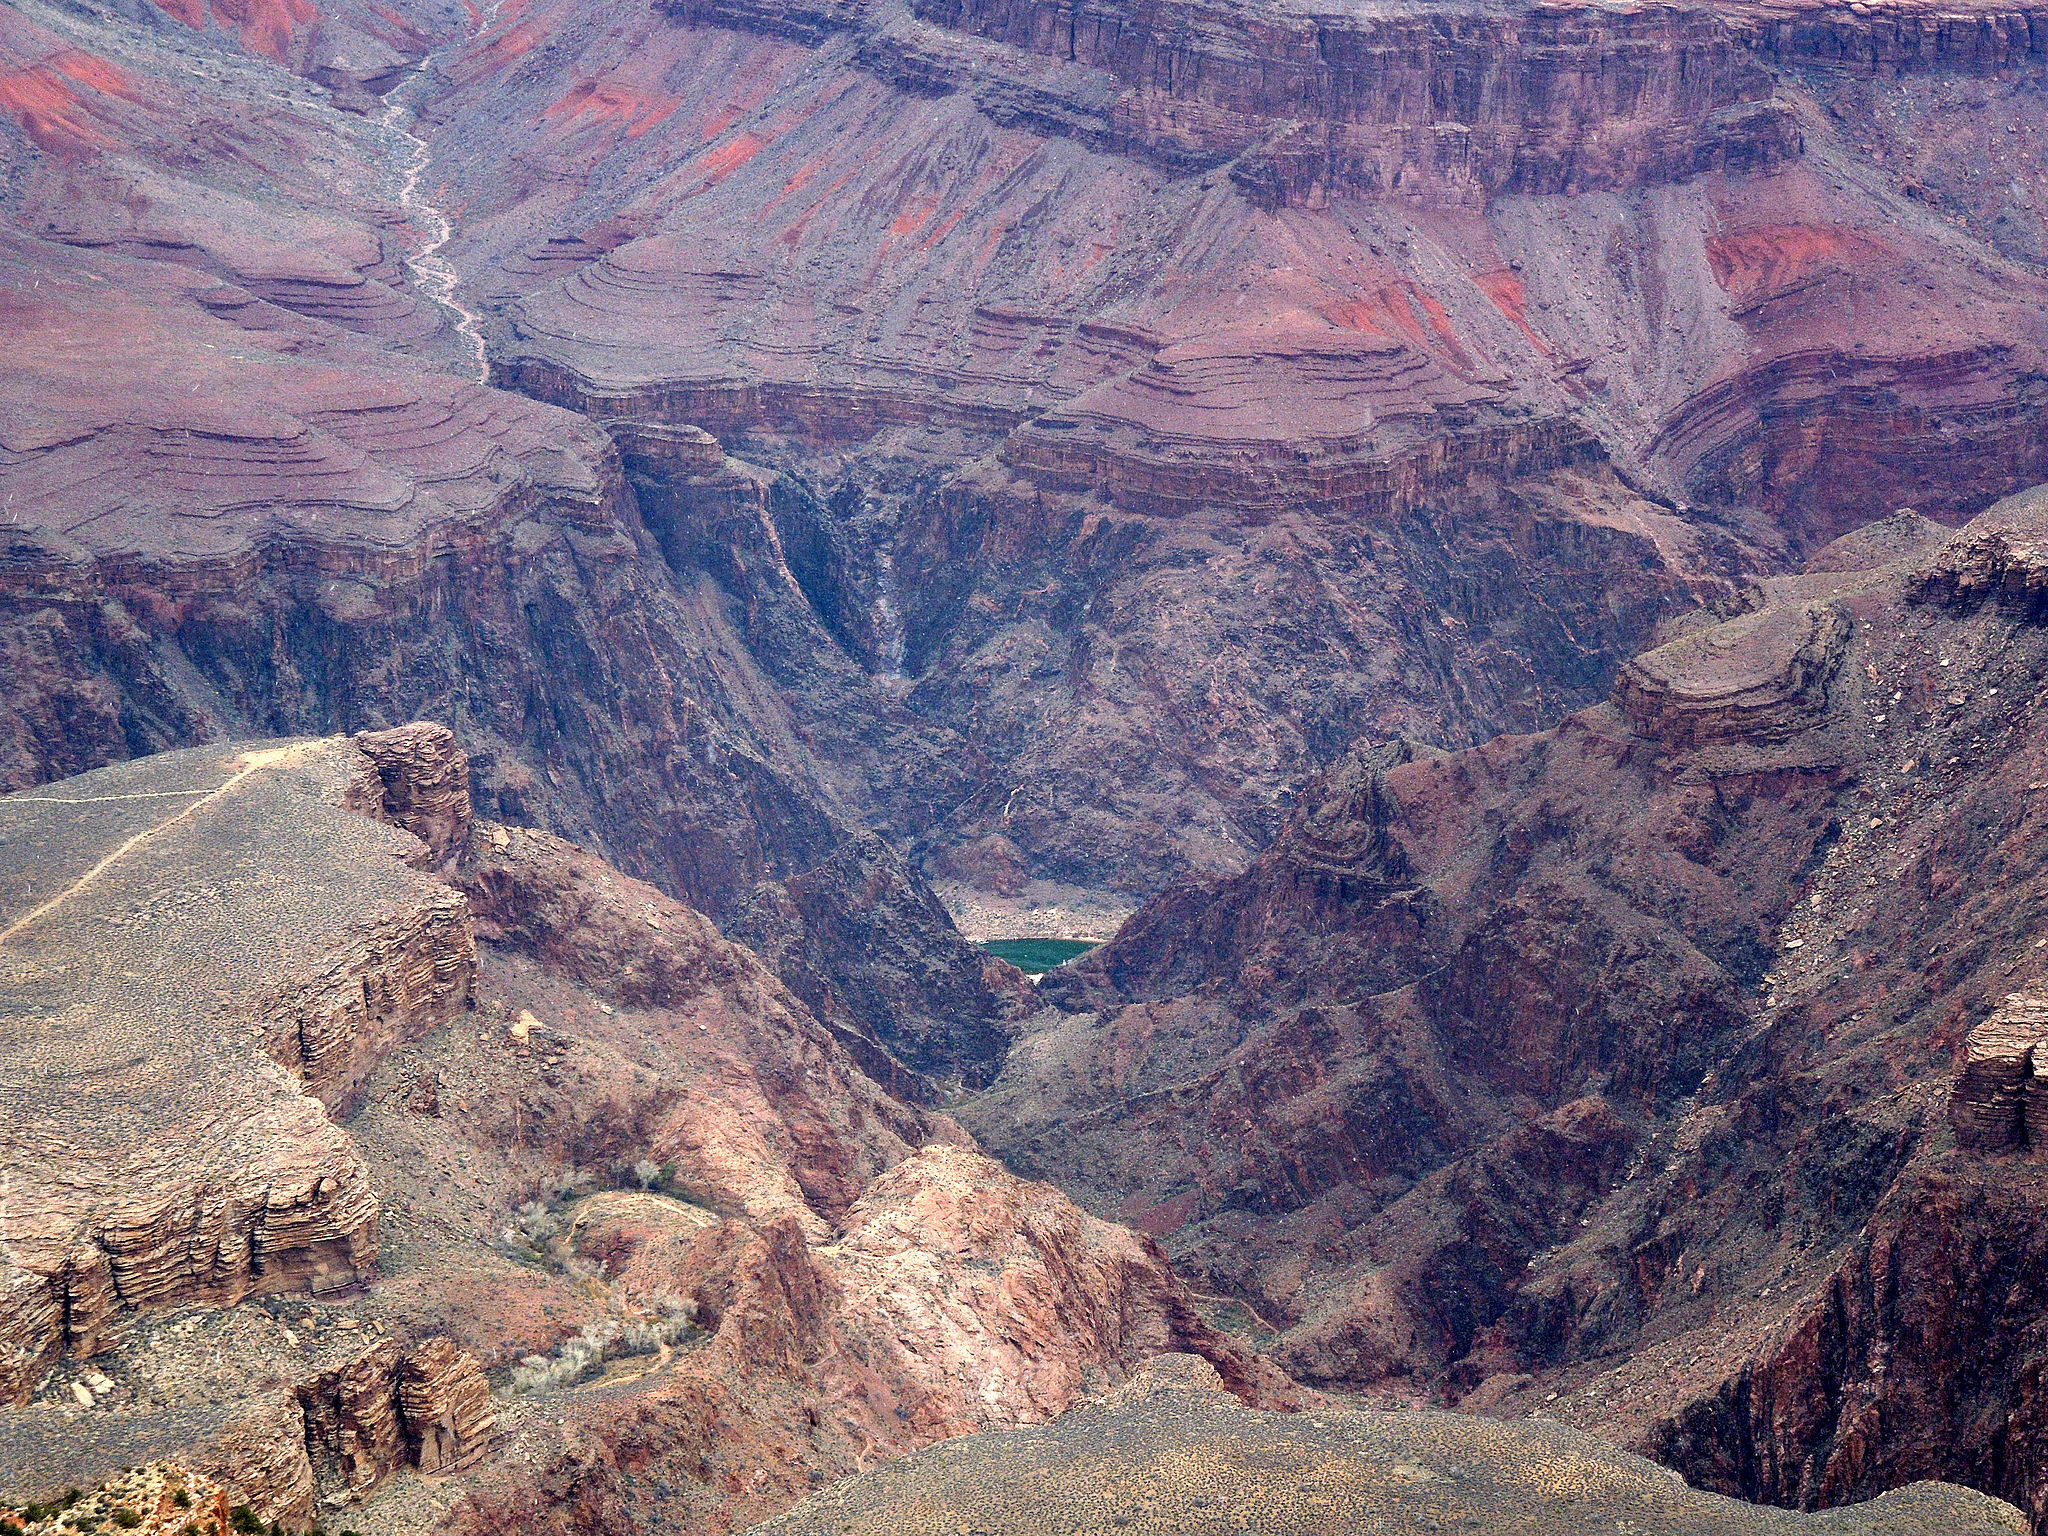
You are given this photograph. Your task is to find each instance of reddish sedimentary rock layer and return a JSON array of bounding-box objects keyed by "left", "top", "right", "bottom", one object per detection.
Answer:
[
  {"left": 897, "top": 0, "right": 1800, "bottom": 204},
  {"left": 0, "top": 2, "right": 447, "bottom": 344},
  {"left": 435, "top": 0, "right": 2048, "bottom": 541},
  {"left": 13, "top": 0, "right": 2048, "bottom": 903},
  {"left": 340, "top": 0, "right": 2044, "bottom": 893}
]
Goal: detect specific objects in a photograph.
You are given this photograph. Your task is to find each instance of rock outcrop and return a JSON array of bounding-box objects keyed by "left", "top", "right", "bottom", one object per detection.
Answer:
[
  {"left": 1616, "top": 599, "right": 1852, "bottom": 750},
  {"left": 0, "top": 737, "right": 470, "bottom": 1404},
  {"left": 345, "top": 722, "right": 477, "bottom": 870},
  {"left": 0, "top": 730, "right": 506, "bottom": 1520},
  {"left": 0, "top": 1325, "right": 497, "bottom": 1527},
  {"left": 452, "top": 816, "right": 955, "bottom": 1226},
  {"left": 2, "top": 723, "right": 1313, "bottom": 1533},
  {"left": 672, "top": 0, "right": 1803, "bottom": 206},
  {"left": 1950, "top": 994, "right": 2048, "bottom": 1152},
  {"left": 437, "top": 1145, "right": 1304, "bottom": 1536},
  {"left": 1909, "top": 489, "right": 2048, "bottom": 622}
]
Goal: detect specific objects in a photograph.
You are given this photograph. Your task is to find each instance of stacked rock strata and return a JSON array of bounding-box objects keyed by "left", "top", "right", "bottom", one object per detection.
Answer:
[
  {"left": 0, "top": 726, "right": 495, "bottom": 1520},
  {"left": 282, "top": 1337, "right": 497, "bottom": 1511},
  {"left": 343, "top": 723, "right": 478, "bottom": 869},
  {"left": 1951, "top": 994, "right": 2048, "bottom": 1152},
  {"left": 0, "top": 732, "right": 481, "bottom": 1402}
]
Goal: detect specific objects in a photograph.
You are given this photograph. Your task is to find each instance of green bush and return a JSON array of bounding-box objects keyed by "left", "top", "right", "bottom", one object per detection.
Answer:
[
  {"left": 112, "top": 1511, "right": 143, "bottom": 1530},
  {"left": 228, "top": 1507, "right": 265, "bottom": 1535}
]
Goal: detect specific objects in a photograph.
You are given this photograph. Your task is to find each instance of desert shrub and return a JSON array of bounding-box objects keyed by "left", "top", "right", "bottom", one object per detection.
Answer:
[{"left": 508, "top": 1297, "right": 695, "bottom": 1394}]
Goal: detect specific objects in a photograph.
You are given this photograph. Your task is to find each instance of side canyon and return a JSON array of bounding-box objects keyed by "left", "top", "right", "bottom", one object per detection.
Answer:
[{"left": 6, "top": 0, "right": 2048, "bottom": 1527}]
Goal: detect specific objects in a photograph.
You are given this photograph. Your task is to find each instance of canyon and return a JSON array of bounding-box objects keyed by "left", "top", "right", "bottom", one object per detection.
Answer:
[
  {"left": 972, "top": 487, "right": 2048, "bottom": 1528},
  {"left": 5, "top": 0, "right": 2048, "bottom": 1527}
]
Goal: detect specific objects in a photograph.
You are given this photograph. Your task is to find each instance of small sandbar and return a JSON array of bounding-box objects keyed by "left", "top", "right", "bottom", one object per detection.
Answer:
[{"left": 935, "top": 878, "right": 1136, "bottom": 943}]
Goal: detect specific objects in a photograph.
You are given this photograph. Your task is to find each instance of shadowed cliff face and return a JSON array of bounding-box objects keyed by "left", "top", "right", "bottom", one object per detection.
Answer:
[{"left": 963, "top": 487, "right": 2048, "bottom": 1528}]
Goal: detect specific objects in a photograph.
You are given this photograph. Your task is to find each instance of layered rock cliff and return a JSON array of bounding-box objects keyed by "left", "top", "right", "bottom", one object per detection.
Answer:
[
  {"left": 13, "top": 0, "right": 2048, "bottom": 1527},
  {"left": 0, "top": 736, "right": 465, "bottom": 1404},
  {"left": 373, "top": 0, "right": 2046, "bottom": 894},
  {"left": 14, "top": 0, "right": 2048, "bottom": 915},
  {"left": 1, "top": 726, "right": 1307, "bottom": 1533},
  {"left": 0, "top": 730, "right": 502, "bottom": 1526}
]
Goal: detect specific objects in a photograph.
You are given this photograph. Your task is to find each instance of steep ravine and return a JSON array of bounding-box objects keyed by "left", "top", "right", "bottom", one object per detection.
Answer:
[{"left": 377, "top": 3, "right": 502, "bottom": 384}]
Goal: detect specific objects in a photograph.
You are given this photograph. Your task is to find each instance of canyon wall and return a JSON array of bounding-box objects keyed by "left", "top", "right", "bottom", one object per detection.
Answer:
[
  {"left": 13, "top": 0, "right": 2048, "bottom": 913},
  {"left": 966, "top": 486, "right": 2048, "bottom": 1528}
]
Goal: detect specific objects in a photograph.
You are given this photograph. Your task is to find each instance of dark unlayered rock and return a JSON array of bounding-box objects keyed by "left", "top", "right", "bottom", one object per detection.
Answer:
[
  {"left": 968, "top": 486, "right": 2048, "bottom": 1529},
  {"left": 723, "top": 833, "right": 1034, "bottom": 1092}
]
